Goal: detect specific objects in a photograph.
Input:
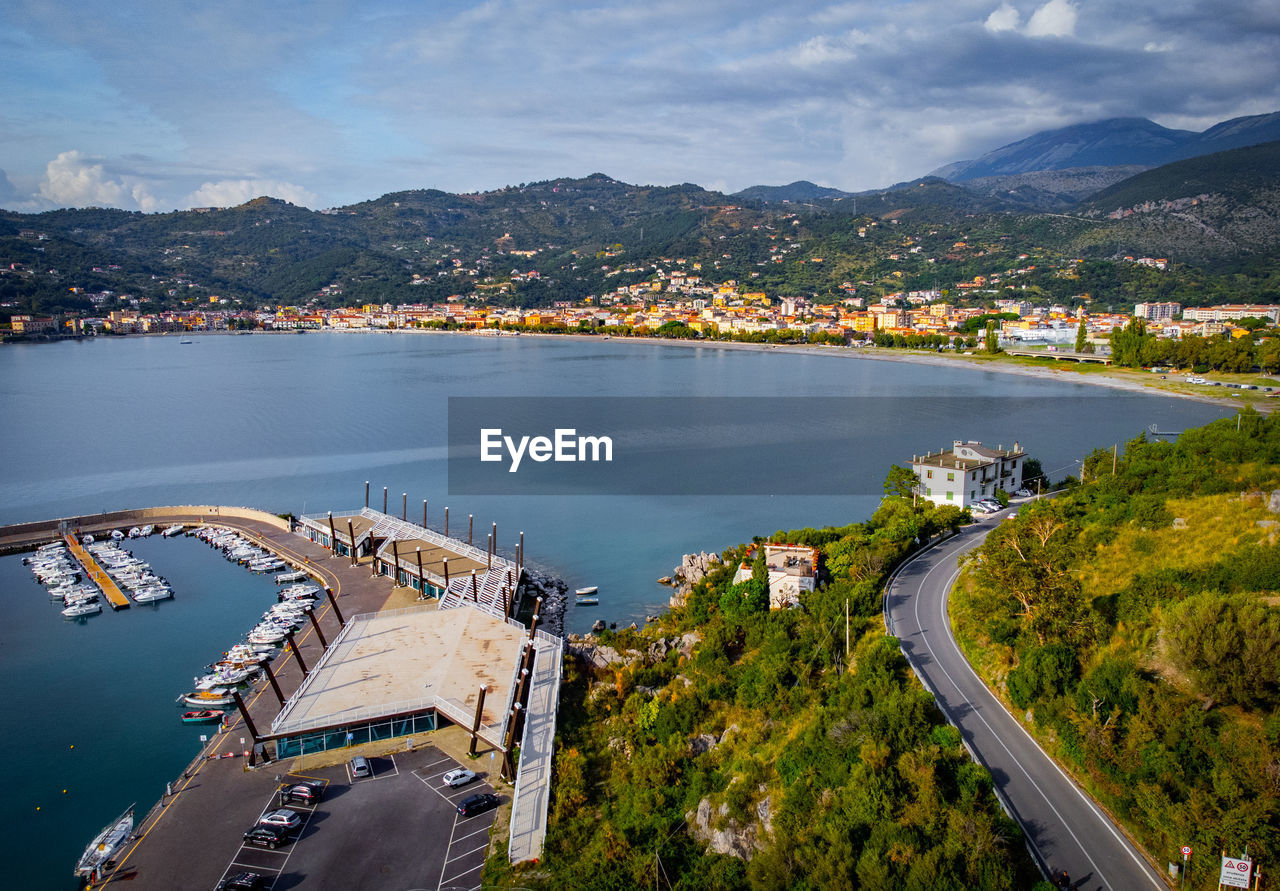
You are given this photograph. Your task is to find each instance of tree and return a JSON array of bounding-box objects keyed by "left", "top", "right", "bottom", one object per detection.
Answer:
[
  {"left": 984, "top": 320, "right": 1000, "bottom": 354},
  {"left": 1074, "top": 319, "right": 1093, "bottom": 354},
  {"left": 884, "top": 465, "right": 920, "bottom": 499}
]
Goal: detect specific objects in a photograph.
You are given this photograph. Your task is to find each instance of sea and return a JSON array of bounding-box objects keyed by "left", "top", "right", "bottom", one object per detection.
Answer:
[{"left": 0, "top": 331, "right": 1232, "bottom": 887}]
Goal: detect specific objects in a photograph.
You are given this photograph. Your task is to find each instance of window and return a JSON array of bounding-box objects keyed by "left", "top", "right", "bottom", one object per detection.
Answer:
[
  {"left": 947, "top": 472, "right": 954, "bottom": 481},
  {"left": 946, "top": 491, "right": 953, "bottom": 501},
  {"left": 926, "top": 488, "right": 932, "bottom": 496},
  {"left": 927, "top": 469, "right": 933, "bottom": 479}
]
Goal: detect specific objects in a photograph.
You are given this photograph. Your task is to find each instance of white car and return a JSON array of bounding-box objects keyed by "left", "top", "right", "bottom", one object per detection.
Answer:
[
  {"left": 442, "top": 768, "right": 477, "bottom": 787},
  {"left": 969, "top": 502, "right": 995, "bottom": 514}
]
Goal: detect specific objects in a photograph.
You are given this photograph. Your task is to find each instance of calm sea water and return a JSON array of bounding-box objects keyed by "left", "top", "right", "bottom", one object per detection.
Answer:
[{"left": 0, "top": 332, "right": 1231, "bottom": 886}]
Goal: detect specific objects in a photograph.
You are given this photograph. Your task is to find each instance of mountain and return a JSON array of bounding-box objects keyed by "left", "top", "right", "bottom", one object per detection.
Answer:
[
  {"left": 934, "top": 111, "right": 1280, "bottom": 182},
  {"left": 732, "top": 181, "right": 854, "bottom": 202}
]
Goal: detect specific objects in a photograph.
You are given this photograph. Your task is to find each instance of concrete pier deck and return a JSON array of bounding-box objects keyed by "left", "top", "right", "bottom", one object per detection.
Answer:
[{"left": 64, "top": 534, "right": 131, "bottom": 609}]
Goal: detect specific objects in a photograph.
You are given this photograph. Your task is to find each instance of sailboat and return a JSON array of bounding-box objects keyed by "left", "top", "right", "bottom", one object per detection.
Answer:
[{"left": 74, "top": 803, "right": 134, "bottom": 879}]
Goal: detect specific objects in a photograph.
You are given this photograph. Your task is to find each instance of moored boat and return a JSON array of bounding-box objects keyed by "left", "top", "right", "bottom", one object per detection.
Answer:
[
  {"left": 62, "top": 601, "right": 102, "bottom": 618},
  {"left": 575, "top": 586, "right": 599, "bottom": 597},
  {"left": 181, "top": 709, "right": 224, "bottom": 724},
  {"left": 73, "top": 804, "right": 134, "bottom": 879},
  {"left": 180, "top": 689, "right": 236, "bottom": 707},
  {"left": 576, "top": 597, "right": 599, "bottom": 606}
]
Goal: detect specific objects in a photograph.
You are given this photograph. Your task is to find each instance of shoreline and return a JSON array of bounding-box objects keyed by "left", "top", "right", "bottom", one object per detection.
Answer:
[{"left": 9, "top": 324, "right": 1273, "bottom": 413}]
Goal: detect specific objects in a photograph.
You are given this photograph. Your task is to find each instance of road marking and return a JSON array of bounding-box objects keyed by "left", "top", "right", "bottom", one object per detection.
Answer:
[
  {"left": 446, "top": 840, "right": 491, "bottom": 864},
  {"left": 440, "top": 859, "right": 485, "bottom": 886},
  {"left": 896, "top": 532, "right": 1161, "bottom": 889}
]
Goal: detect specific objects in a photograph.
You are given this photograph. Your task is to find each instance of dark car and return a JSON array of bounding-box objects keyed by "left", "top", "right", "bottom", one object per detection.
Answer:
[
  {"left": 283, "top": 781, "right": 324, "bottom": 805},
  {"left": 457, "top": 792, "right": 499, "bottom": 817},
  {"left": 217, "top": 873, "right": 268, "bottom": 891},
  {"left": 243, "top": 823, "right": 290, "bottom": 849}
]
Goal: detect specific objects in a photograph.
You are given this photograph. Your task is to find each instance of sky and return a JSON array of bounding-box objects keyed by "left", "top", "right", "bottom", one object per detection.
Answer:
[{"left": 1, "top": 0, "right": 1278, "bottom": 213}]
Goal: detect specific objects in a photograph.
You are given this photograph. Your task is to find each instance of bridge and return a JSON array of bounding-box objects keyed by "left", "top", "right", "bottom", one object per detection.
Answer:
[{"left": 1003, "top": 347, "right": 1111, "bottom": 364}]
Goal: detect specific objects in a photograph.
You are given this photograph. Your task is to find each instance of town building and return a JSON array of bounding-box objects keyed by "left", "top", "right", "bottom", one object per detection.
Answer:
[
  {"left": 1133, "top": 302, "right": 1182, "bottom": 321},
  {"left": 909, "top": 440, "right": 1025, "bottom": 508},
  {"left": 732, "top": 543, "right": 818, "bottom": 610}
]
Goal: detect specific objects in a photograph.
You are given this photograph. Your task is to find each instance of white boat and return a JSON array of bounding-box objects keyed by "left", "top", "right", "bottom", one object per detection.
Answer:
[
  {"left": 73, "top": 804, "right": 134, "bottom": 879},
  {"left": 181, "top": 689, "right": 236, "bottom": 707},
  {"left": 275, "top": 570, "right": 308, "bottom": 584},
  {"left": 62, "top": 601, "right": 102, "bottom": 617},
  {"left": 81, "top": 535, "right": 94, "bottom": 545},
  {"left": 110, "top": 529, "right": 125, "bottom": 541},
  {"left": 133, "top": 586, "right": 173, "bottom": 604},
  {"left": 127, "top": 527, "right": 142, "bottom": 538},
  {"left": 575, "top": 586, "right": 599, "bottom": 597},
  {"left": 162, "top": 525, "right": 185, "bottom": 537},
  {"left": 139, "top": 525, "right": 154, "bottom": 537}
]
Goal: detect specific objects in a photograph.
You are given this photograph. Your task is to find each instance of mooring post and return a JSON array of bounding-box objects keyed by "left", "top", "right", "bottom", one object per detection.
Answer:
[
  {"left": 391, "top": 539, "right": 401, "bottom": 586},
  {"left": 364, "top": 480, "right": 369, "bottom": 508},
  {"left": 422, "top": 499, "right": 427, "bottom": 528},
  {"left": 402, "top": 492, "right": 407, "bottom": 520},
  {"left": 382, "top": 487, "right": 388, "bottom": 514},
  {"left": 326, "top": 511, "right": 337, "bottom": 557},
  {"left": 468, "top": 514, "right": 473, "bottom": 546},
  {"left": 443, "top": 557, "right": 450, "bottom": 591},
  {"left": 487, "top": 533, "right": 492, "bottom": 570},
  {"left": 284, "top": 630, "right": 308, "bottom": 677},
  {"left": 346, "top": 518, "right": 357, "bottom": 566},
  {"left": 415, "top": 547, "right": 425, "bottom": 597},
  {"left": 469, "top": 685, "right": 488, "bottom": 756},
  {"left": 444, "top": 507, "right": 449, "bottom": 537},
  {"left": 471, "top": 569, "right": 479, "bottom": 603}
]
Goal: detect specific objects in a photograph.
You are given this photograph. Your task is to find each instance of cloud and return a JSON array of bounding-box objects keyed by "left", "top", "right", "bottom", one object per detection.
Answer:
[
  {"left": 985, "top": 3, "right": 1021, "bottom": 33},
  {"left": 184, "top": 179, "right": 319, "bottom": 209},
  {"left": 38, "top": 150, "right": 158, "bottom": 211},
  {"left": 1025, "top": 0, "right": 1078, "bottom": 38},
  {"left": 0, "top": 168, "right": 17, "bottom": 203}
]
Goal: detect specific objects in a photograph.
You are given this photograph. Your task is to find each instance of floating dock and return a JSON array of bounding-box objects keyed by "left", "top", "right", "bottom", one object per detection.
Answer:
[{"left": 64, "top": 534, "right": 131, "bottom": 610}]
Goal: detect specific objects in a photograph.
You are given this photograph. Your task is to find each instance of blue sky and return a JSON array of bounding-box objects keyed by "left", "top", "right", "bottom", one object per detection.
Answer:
[{"left": 2, "top": 0, "right": 1278, "bottom": 212}]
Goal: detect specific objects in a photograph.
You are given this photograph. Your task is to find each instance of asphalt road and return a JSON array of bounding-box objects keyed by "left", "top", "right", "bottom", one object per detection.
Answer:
[{"left": 884, "top": 514, "right": 1169, "bottom": 891}]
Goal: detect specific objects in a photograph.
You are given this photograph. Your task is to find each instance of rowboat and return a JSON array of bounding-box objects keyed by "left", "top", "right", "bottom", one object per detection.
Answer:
[
  {"left": 181, "top": 709, "right": 224, "bottom": 724},
  {"left": 575, "top": 586, "right": 598, "bottom": 597},
  {"left": 180, "top": 689, "right": 237, "bottom": 707}
]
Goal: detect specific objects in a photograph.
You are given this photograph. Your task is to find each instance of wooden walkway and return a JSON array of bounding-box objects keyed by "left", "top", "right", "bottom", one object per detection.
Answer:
[{"left": 64, "top": 534, "right": 131, "bottom": 609}]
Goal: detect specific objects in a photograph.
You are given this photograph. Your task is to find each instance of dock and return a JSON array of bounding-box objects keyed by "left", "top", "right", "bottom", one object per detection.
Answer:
[{"left": 64, "top": 534, "right": 131, "bottom": 609}]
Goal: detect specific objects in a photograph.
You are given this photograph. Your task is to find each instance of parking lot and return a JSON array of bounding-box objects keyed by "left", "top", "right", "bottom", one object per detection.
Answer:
[{"left": 213, "top": 746, "right": 501, "bottom": 890}]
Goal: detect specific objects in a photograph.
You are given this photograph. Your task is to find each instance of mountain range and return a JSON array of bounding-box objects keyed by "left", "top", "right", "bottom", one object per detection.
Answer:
[{"left": 733, "top": 111, "right": 1280, "bottom": 205}]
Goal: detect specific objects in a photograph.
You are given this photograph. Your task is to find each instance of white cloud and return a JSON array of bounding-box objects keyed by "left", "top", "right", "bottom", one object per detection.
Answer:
[
  {"left": 184, "top": 179, "right": 319, "bottom": 209},
  {"left": 38, "top": 150, "right": 158, "bottom": 211},
  {"left": 1025, "top": 0, "right": 1077, "bottom": 37},
  {"left": 984, "top": 3, "right": 1021, "bottom": 33}
]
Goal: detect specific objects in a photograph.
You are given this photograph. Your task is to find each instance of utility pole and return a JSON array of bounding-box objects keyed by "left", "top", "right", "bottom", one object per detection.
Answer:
[{"left": 1112, "top": 443, "right": 1117, "bottom": 475}]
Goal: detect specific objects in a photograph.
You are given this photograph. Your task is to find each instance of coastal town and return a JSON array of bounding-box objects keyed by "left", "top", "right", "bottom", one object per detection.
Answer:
[{"left": 8, "top": 283, "right": 1279, "bottom": 352}]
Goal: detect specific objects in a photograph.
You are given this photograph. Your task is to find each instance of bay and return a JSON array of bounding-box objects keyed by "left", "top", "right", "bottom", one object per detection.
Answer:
[{"left": 0, "top": 331, "right": 1231, "bottom": 886}]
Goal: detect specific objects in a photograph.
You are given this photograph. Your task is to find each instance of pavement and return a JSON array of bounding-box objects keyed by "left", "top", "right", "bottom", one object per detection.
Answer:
[{"left": 884, "top": 512, "right": 1169, "bottom": 891}]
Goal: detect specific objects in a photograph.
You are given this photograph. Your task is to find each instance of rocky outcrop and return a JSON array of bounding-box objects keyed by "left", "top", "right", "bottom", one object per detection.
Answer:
[
  {"left": 687, "top": 788, "right": 773, "bottom": 859},
  {"left": 566, "top": 631, "right": 702, "bottom": 671},
  {"left": 670, "top": 551, "right": 726, "bottom": 607},
  {"left": 1270, "top": 490, "right": 1280, "bottom": 513}
]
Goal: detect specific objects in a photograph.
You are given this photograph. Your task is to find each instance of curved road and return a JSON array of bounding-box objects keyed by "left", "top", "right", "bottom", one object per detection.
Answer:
[{"left": 885, "top": 517, "right": 1168, "bottom": 891}]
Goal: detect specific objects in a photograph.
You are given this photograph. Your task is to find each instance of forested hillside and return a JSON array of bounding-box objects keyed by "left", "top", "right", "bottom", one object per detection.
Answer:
[
  {"left": 954, "top": 411, "right": 1280, "bottom": 888},
  {"left": 486, "top": 489, "right": 1050, "bottom": 890}
]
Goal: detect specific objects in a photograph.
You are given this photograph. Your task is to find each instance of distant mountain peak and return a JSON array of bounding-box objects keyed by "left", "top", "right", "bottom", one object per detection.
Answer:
[
  {"left": 933, "top": 111, "right": 1280, "bottom": 182},
  {"left": 733, "top": 180, "right": 853, "bottom": 202}
]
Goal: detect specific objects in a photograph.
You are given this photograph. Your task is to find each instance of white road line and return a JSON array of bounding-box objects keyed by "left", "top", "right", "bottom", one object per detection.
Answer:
[
  {"left": 451, "top": 824, "right": 491, "bottom": 845},
  {"left": 436, "top": 813, "right": 462, "bottom": 890},
  {"left": 445, "top": 840, "right": 491, "bottom": 864},
  {"left": 440, "top": 860, "right": 485, "bottom": 885}
]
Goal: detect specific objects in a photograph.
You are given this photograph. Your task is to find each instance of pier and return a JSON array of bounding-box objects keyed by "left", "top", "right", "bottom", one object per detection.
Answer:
[{"left": 64, "top": 534, "right": 131, "bottom": 609}]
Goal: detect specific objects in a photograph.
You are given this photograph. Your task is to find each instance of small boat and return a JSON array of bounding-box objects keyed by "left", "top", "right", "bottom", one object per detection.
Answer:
[
  {"left": 62, "top": 601, "right": 102, "bottom": 617},
  {"left": 74, "top": 804, "right": 134, "bottom": 879},
  {"left": 139, "top": 525, "right": 154, "bottom": 537},
  {"left": 110, "top": 529, "right": 125, "bottom": 541},
  {"left": 82, "top": 535, "right": 95, "bottom": 545},
  {"left": 180, "top": 689, "right": 236, "bottom": 707},
  {"left": 133, "top": 586, "right": 173, "bottom": 604},
  {"left": 576, "top": 597, "right": 599, "bottom": 606},
  {"left": 181, "top": 709, "right": 223, "bottom": 724},
  {"left": 575, "top": 586, "right": 598, "bottom": 597},
  {"left": 179, "top": 337, "right": 193, "bottom": 344},
  {"left": 162, "top": 525, "right": 185, "bottom": 537},
  {"left": 127, "top": 527, "right": 142, "bottom": 538},
  {"left": 275, "top": 570, "right": 308, "bottom": 584}
]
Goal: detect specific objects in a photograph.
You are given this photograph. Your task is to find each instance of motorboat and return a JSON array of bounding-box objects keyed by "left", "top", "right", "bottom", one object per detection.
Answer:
[
  {"left": 275, "top": 570, "right": 309, "bottom": 584},
  {"left": 180, "top": 689, "right": 236, "bottom": 707},
  {"left": 133, "top": 586, "right": 173, "bottom": 604},
  {"left": 575, "top": 586, "right": 599, "bottom": 597},
  {"left": 162, "top": 525, "right": 185, "bottom": 537},
  {"left": 127, "top": 527, "right": 142, "bottom": 538},
  {"left": 74, "top": 804, "right": 134, "bottom": 880},
  {"left": 181, "top": 710, "right": 223, "bottom": 724},
  {"left": 62, "top": 601, "right": 102, "bottom": 618},
  {"left": 139, "top": 525, "right": 154, "bottom": 537},
  {"left": 110, "top": 529, "right": 125, "bottom": 541}
]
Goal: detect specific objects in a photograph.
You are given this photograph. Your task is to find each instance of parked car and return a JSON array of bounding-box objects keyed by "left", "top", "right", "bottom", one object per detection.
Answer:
[
  {"left": 443, "top": 768, "right": 477, "bottom": 787},
  {"left": 350, "top": 755, "right": 372, "bottom": 779},
  {"left": 979, "top": 499, "right": 1002, "bottom": 512},
  {"left": 217, "top": 873, "right": 268, "bottom": 891},
  {"left": 258, "top": 808, "right": 303, "bottom": 831},
  {"left": 283, "top": 781, "right": 324, "bottom": 805},
  {"left": 457, "top": 793, "right": 499, "bottom": 817},
  {"left": 1014, "top": 488, "right": 1033, "bottom": 498},
  {"left": 243, "top": 824, "right": 290, "bottom": 850},
  {"left": 969, "top": 502, "right": 995, "bottom": 514}
]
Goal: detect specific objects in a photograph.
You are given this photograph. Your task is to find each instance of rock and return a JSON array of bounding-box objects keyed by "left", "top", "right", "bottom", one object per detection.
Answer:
[
  {"left": 687, "top": 796, "right": 765, "bottom": 860},
  {"left": 1258, "top": 520, "right": 1277, "bottom": 529},
  {"left": 677, "top": 631, "right": 701, "bottom": 659},
  {"left": 657, "top": 576, "right": 673, "bottom": 585},
  {"left": 670, "top": 551, "right": 726, "bottom": 607},
  {"left": 690, "top": 733, "right": 718, "bottom": 755},
  {"left": 635, "top": 685, "right": 659, "bottom": 697},
  {"left": 646, "top": 638, "right": 672, "bottom": 662},
  {"left": 1172, "top": 517, "right": 1188, "bottom": 528},
  {"left": 1270, "top": 490, "right": 1280, "bottom": 513},
  {"left": 591, "top": 619, "right": 606, "bottom": 633},
  {"left": 719, "top": 723, "right": 740, "bottom": 745}
]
